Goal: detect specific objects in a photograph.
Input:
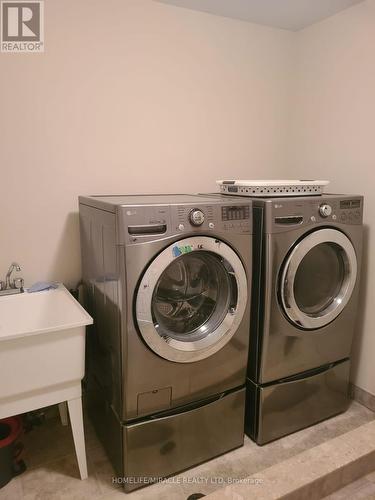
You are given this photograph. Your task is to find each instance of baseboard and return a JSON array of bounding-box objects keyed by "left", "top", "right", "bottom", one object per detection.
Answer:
[{"left": 349, "top": 383, "right": 375, "bottom": 412}]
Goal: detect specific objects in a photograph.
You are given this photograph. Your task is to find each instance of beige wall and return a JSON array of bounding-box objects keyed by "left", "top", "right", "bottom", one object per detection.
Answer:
[
  {"left": 289, "top": 0, "right": 375, "bottom": 394},
  {"left": 0, "top": 0, "right": 293, "bottom": 287},
  {"left": 1, "top": 0, "right": 373, "bottom": 395}
]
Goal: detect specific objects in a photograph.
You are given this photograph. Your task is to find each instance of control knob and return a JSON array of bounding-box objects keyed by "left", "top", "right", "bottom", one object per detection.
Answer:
[
  {"left": 189, "top": 209, "right": 205, "bottom": 226},
  {"left": 319, "top": 204, "right": 332, "bottom": 218}
]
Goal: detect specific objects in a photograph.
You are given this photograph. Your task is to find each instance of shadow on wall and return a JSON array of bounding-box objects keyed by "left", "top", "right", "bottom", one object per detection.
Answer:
[
  {"left": 49, "top": 211, "right": 81, "bottom": 288},
  {"left": 350, "top": 223, "right": 369, "bottom": 384}
]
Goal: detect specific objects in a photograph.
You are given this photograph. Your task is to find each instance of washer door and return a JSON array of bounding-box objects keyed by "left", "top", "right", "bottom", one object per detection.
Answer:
[
  {"left": 136, "top": 236, "right": 248, "bottom": 363},
  {"left": 280, "top": 228, "right": 357, "bottom": 330}
]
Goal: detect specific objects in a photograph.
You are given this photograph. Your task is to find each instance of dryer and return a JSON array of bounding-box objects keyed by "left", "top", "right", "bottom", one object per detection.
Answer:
[
  {"left": 79, "top": 194, "right": 252, "bottom": 491},
  {"left": 247, "top": 194, "right": 363, "bottom": 444}
]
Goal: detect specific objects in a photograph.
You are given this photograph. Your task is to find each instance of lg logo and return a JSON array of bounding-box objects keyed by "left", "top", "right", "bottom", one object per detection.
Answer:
[{"left": 1, "top": 1, "right": 44, "bottom": 52}]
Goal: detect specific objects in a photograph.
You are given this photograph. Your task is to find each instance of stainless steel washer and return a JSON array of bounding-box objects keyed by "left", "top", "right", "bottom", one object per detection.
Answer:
[
  {"left": 79, "top": 194, "right": 252, "bottom": 491},
  {"left": 246, "top": 194, "right": 363, "bottom": 444}
]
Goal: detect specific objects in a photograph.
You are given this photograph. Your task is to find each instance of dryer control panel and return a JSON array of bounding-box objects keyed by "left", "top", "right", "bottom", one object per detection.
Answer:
[
  {"left": 259, "top": 195, "right": 363, "bottom": 234},
  {"left": 338, "top": 199, "right": 362, "bottom": 223}
]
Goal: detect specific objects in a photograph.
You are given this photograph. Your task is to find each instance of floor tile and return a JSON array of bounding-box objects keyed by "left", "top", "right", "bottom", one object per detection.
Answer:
[
  {"left": 88, "top": 443, "right": 121, "bottom": 496},
  {"left": 19, "top": 453, "right": 101, "bottom": 500},
  {"left": 0, "top": 476, "right": 23, "bottom": 500},
  {"left": 21, "top": 418, "right": 76, "bottom": 469},
  {"left": 0, "top": 400, "right": 373, "bottom": 500},
  {"left": 325, "top": 477, "right": 375, "bottom": 499},
  {"left": 21, "top": 415, "right": 98, "bottom": 470}
]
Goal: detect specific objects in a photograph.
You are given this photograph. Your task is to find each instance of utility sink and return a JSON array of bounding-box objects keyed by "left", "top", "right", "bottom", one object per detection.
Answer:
[
  {"left": 0, "top": 284, "right": 92, "bottom": 407},
  {"left": 0, "top": 284, "right": 92, "bottom": 342},
  {"left": 0, "top": 284, "right": 93, "bottom": 479}
]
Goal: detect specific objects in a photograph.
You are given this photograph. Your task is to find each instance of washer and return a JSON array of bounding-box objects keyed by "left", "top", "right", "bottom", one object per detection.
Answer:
[
  {"left": 79, "top": 194, "right": 252, "bottom": 491},
  {"left": 246, "top": 194, "right": 363, "bottom": 444}
]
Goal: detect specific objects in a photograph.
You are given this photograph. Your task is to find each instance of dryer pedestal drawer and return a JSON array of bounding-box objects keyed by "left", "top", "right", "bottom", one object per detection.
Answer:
[
  {"left": 246, "top": 359, "right": 350, "bottom": 445},
  {"left": 122, "top": 387, "right": 245, "bottom": 492}
]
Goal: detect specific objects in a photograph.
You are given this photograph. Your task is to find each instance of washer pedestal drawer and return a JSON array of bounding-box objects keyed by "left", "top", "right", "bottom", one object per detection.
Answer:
[
  {"left": 122, "top": 387, "right": 245, "bottom": 492},
  {"left": 245, "top": 359, "right": 350, "bottom": 445}
]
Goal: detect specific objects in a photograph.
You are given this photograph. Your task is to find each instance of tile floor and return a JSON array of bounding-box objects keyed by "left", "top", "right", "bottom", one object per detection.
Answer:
[
  {"left": 324, "top": 470, "right": 375, "bottom": 499},
  {"left": 0, "top": 401, "right": 374, "bottom": 500}
]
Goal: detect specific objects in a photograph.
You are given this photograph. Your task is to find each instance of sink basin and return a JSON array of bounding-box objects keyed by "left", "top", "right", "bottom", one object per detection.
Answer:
[
  {"left": 0, "top": 285, "right": 92, "bottom": 415},
  {"left": 0, "top": 284, "right": 93, "bottom": 480},
  {"left": 0, "top": 285, "right": 92, "bottom": 341}
]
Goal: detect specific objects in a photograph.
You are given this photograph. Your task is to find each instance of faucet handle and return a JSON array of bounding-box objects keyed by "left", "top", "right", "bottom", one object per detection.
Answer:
[
  {"left": 13, "top": 278, "right": 24, "bottom": 291},
  {"left": 7, "top": 262, "right": 21, "bottom": 272}
]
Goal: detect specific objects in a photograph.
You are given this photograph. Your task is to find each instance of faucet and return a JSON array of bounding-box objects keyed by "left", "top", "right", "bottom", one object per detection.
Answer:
[
  {"left": 5, "top": 262, "right": 21, "bottom": 289},
  {"left": 0, "top": 262, "right": 24, "bottom": 295}
]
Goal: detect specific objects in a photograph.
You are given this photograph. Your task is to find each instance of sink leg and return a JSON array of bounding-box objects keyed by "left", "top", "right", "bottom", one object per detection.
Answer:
[
  {"left": 67, "top": 397, "right": 88, "bottom": 480},
  {"left": 58, "top": 402, "right": 68, "bottom": 426}
]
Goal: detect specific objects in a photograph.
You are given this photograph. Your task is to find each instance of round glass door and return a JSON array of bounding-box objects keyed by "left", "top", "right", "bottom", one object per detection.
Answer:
[
  {"left": 153, "top": 252, "right": 232, "bottom": 342},
  {"left": 280, "top": 229, "right": 357, "bottom": 330},
  {"left": 136, "top": 236, "right": 247, "bottom": 363}
]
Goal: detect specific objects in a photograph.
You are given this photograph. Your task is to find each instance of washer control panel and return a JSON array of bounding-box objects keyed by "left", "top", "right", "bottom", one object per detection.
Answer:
[
  {"left": 116, "top": 196, "right": 253, "bottom": 244},
  {"left": 175, "top": 203, "right": 251, "bottom": 234},
  {"left": 189, "top": 209, "right": 205, "bottom": 226},
  {"left": 221, "top": 205, "right": 250, "bottom": 222},
  {"left": 221, "top": 205, "right": 250, "bottom": 231}
]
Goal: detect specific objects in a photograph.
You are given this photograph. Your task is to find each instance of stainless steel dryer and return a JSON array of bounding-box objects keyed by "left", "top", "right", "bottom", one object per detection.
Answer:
[
  {"left": 79, "top": 194, "right": 252, "bottom": 491},
  {"left": 247, "top": 194, "right": 363, "bottom": 444}
]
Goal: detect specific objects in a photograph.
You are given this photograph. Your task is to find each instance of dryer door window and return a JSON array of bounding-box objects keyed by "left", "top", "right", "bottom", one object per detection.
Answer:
[
  {"left": 280, "top": 228, "right": 357, "bottom": 330},
  {"left": 136, "top": 236, "right": 247, "bottom": 363}
]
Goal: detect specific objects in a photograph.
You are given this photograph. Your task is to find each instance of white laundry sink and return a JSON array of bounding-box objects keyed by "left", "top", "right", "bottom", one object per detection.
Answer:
[
  {"left": 0, "top": 284, "right": 93, "bottom": 415},
  {"left": 0, "top": 284, "right": 93, "bottom": 480}
]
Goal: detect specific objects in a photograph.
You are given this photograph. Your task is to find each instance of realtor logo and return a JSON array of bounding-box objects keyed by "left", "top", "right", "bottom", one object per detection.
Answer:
[{"left": 1, "top": 1, "right": 44, "bottom": 52}]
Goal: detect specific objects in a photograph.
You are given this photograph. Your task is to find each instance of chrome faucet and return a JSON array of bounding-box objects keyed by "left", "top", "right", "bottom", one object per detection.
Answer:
[
  {"left": 5, "top": 262, "right": 21, "bottom": 288},
  {"left": 0, "top": 262, "right": 24, "bottom": 295}
]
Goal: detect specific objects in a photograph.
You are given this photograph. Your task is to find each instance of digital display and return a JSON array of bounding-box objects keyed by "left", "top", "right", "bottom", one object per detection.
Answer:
[
  {"left": 222, "top": 205, "right": 250, "bottom": 221},
  {"left": 340, "top": 199, "right": 361, "bottom": 209}
]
